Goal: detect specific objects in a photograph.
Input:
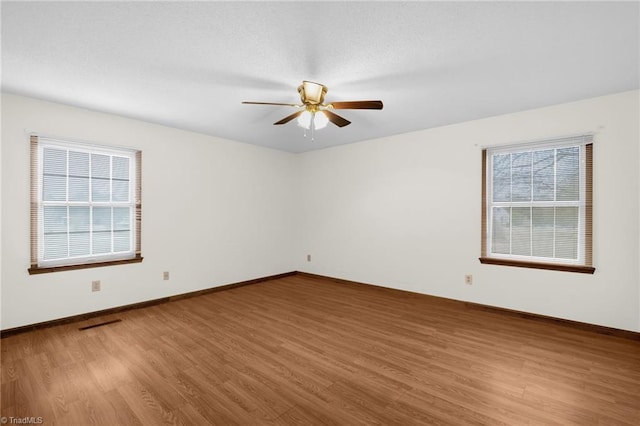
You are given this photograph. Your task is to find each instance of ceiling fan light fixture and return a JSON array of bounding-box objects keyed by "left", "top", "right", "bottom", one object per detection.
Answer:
[
  {"left": 297, "top": 110, "right": 329, "bottom": 130},
  {"left": 297, "top": 110, "right": 312, "bottom": 129},
  {"left": 314, "top": 111, "right": 329, "bottom": 129},
  {"left": 244, "top": 80, "right": 381, "bottom": 131},
  {"left": 299, "top": 81, "right": 327, "bottom": 104}
]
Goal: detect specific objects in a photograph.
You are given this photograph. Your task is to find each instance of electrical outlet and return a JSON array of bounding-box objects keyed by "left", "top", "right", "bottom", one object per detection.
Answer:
[
  {"left": 465, "top": 274, "right": 473, "bottom": 285},
  {"left": 307, "top": 254, "right": 311, "bottom": 262},
  {"left": 163, "top": 271, "right": 170, "bottom": 280},
  {"left": 92, "top": 280, "right": 101, "bottom": 292}
]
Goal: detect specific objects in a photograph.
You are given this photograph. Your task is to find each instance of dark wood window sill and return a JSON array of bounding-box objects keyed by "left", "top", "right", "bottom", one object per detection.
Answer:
[
  {"left": 28, "top": 255, "right": 143, "bottom": 275},
  {"left": 479, "top": 257, "right": 595, "bottom": 274}
]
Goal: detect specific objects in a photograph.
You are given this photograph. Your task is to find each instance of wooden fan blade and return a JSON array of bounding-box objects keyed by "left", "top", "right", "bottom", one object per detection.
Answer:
[
  {"left": 329, "top": 100, "right": 383, "bottom": 110},
  {"left": 274, "top": 110, "right": 304, "bottom": 125},
  {"left": 242, "top": 101, "right": 300, "bottom": 107},
  {"left": 323, "top": 110, "right": 351, "bottom": 127}
]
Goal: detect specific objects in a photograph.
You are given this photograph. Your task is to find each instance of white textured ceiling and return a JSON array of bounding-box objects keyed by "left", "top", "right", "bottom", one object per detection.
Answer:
[{"left": 2, "top": 1, "right": 639, "bottom": 153}]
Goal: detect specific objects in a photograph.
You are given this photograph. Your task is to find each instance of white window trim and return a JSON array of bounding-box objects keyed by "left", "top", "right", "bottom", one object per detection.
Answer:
[
  {"left": 30, "top": 135, "right": 142, "bottom": 273},
  {"left": 480, "top": 134, "right": 594, "bottom": 273}
]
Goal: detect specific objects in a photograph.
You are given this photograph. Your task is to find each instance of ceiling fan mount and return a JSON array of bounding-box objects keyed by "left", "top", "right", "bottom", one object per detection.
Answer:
[
  {"left": 298, "top": 81, "right": 328, "bottom": 105},
  {"left": 242, "top": 80, "right": 383, "bottom": 130}
]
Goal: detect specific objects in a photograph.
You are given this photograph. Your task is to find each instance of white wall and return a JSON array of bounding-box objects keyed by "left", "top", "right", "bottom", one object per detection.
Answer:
[
  {"left": 3, "top": 91, "right": 639, "bottom": 333},
  {"left": 296, "top": 90, "right": 640, "bottom": 332},
  {"left": 1, "top": 93, "right": 297, "bottom": 330}
]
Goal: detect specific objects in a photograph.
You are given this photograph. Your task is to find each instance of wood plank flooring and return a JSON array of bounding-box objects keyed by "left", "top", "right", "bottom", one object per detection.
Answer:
[{"left": 1, "top": 274, "right": 639, "bottom": 425}]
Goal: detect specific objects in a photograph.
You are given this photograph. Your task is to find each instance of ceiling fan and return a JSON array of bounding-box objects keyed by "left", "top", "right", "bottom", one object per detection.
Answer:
[{"left": 242, "top": 81, "right": 383, "bottom": 132}]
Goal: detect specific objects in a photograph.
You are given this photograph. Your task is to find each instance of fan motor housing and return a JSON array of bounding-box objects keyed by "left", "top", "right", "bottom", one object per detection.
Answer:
[{"left": 298, "top": 81, "right": 327, "bottom": 105}]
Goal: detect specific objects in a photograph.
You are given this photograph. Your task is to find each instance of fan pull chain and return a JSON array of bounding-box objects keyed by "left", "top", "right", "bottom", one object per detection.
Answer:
[{"left": 310, "top": 114, "right": 315, "bottom": 141}]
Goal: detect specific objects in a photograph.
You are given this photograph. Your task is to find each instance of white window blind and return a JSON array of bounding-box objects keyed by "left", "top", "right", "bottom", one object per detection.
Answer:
[
  {"left": 30, "top": 135, "right": 142, "bottom": 273},
  {"left": 481, "top": 135, "right": 593, "bottom": 273}
]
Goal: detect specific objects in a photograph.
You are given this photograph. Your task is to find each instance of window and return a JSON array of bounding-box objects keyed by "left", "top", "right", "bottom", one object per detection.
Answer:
[
  {"left": 29, "top": 135, "right": 142, "bottom": 274},
  {"left": 480, "top": 135, "right": 594, "bottom": 274}
]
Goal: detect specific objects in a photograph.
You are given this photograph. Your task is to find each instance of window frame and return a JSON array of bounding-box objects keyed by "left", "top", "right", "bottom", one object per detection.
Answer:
[
  {"left": 479, "top": 135, "right": 594, "bottom": 274},
  {"left": 28, "top": 135, "right": 143, "bottom": 274}
]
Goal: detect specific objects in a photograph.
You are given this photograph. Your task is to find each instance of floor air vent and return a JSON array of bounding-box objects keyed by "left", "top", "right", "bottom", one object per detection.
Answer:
[{"left": 78, "top": 319, "right": 122, "bottom": 331}]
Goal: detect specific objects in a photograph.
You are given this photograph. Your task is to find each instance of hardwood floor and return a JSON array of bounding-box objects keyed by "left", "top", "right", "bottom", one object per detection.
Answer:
[{"left": 2, "top": 274, "right": 639, "bottom": 425}]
